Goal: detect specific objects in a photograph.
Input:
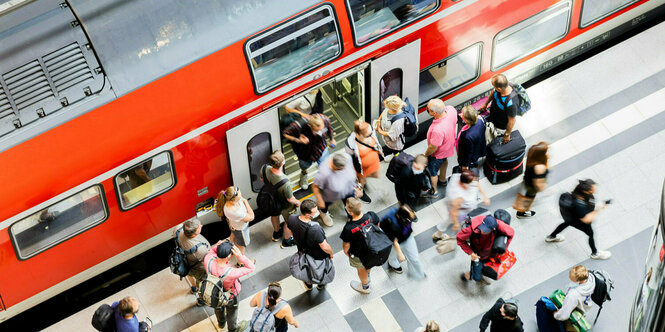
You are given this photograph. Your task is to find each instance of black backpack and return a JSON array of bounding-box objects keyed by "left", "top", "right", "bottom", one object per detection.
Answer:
[
  {"left": 279, "top": 112, "right": 307, "bottom": 131},
  {"left": 558, "top": 192, "right": 574, "bottom": 220},
  {"left": 91, "top": 304, "right": 116, "bottom": 332},
  {"left": 169, "top": 228, "right": 206, "bottom": 280},
  {"left": 590, "top": 270, "right": 614, "bottom": 324},
  {"left": 389, "top": 98, "right": 418, "bottom": 140},
  {"left": 257, "top": 165, "right": 289, "bottom": 216},
  {"left": 353, "top": 212, "right": 392, "bottom": 268},
  {"left": 386, "top": 152, "right": 414, "bottom": 183}
]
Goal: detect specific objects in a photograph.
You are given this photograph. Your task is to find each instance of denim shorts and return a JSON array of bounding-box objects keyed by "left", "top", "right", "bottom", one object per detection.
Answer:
[{"left": 426, "top": 156, "right": 446, "bottom": 175}]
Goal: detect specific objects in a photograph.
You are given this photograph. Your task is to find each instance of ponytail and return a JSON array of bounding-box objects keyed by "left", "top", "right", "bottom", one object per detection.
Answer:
[
  {"left": 267, "top": 282, "right": 282, "bottom": 309},
  {"left": 215, "top": 186, "right": 238, "bottom": 218}
]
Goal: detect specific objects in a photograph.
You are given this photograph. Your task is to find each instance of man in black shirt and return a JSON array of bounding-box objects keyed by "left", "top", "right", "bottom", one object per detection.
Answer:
[
  {"left": 340, "top": 198, "right": 380, "bottom": 294},
  {"left": 480, "top": 74, "right": 519, "bottom": 144},
  {"left": 479, "top": 298, "right": 524, "bottom": 332},
  {"left": 394, "top": 154, "right": 431, "bottom": 208},
  {"left": 287, "top": 199, "right": 335, "bottom": 290}
]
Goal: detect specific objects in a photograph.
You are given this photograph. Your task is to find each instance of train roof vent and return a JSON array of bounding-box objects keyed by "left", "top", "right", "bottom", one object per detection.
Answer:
[
  {"left": 0, "top": 86, "right": 14, "bottom": 135},
  {"left": 44, "top": 43, "right": 95, "bottom": 95},
  {"left": 3, "top": 60, "right": 55, "bottom": 113}
]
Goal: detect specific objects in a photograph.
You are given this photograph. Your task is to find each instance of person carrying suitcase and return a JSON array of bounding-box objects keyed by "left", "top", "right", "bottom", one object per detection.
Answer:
[
  {"left": 457, "top": 214, "right": 514, "bottom": 283},
  {"left": 479, "top": 74, "right": 519, "bottom": 145}
]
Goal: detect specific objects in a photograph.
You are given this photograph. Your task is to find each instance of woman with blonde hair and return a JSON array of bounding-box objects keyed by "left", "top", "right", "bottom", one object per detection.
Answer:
[
  {"left": 513, "top": 142, "right": 549, "bottom": 218},
  {"left": 215, "top": 186, "right": 254, "bottom": 256},
  {"left": 375, "top": 95, "right": 407, "bottom": 156},
  {"left": 414, "top": 320, "right": 440, "bottom": 332},
  {"left": 456, "top": 105, "right": 486, "bottom": 175}
]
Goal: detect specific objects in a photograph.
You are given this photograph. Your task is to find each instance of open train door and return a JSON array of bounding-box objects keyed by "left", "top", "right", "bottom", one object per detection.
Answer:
[
  {"left": 369, "top": 39, "right": 421, "bottom": 123},
  {"left": 226, "top": 109, "right": 281, "bottom": 209}
]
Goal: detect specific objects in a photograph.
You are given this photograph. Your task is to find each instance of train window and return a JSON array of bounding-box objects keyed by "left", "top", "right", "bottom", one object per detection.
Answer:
[
  {"left": 419, "top": 43, "right": 482, "bottom": 105},
  {"left": 246, "top": 5, "right": 342, "bottom": 94},
  {"left": 492, "top": 1, "right": 572, "bottom": 70},
  {"left": 580, "top": 0, "right": 639, "bottom": 28},
  {"left": 114, "top": 151, "right": 176, "bottom": 210},
  {"left": 9, "top": 185, "right": 108, "bottom": 259},
  {"left": 346, "top": 0, "right": 439, "bottom": 46},
  {"left": 380, "top": 69, "right": 403, "bottom": 109},
  {"left": 247, "top": 132, "right": 273, "bottom": 192}
]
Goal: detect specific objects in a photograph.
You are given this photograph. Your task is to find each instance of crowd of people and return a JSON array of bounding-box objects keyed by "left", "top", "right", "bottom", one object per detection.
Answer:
[{"left": 100, "top": 74, "right": 614, "bottom": 332}]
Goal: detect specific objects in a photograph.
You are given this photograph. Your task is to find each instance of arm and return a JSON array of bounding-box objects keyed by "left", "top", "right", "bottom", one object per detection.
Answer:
[
  {"left": 498, "top": 221, "right": 515, "bottom": 249},
  {"left": 502, "top": 116, "right": 516, "bottom": 144},
  {"left": 240, "top": 199, "right": 255, "bottom": 222},
  {"left": 477, "top": 183, "right": 490, "bottom": 206},
  {"left": 342, "top": 242, "right": 351, "bottom": 257},
  {"left": 286, "top": 196, "right": 301, "bottom": 207},
  {"left": 228, "top": 246, "right": 255, "bottom": 278},
  {"left": 580, "top": 207, "right": 604, "bottom": 224},
  {"left": 424, "top": 143, "right": 438, "bottom": 157},
  {"left": 456, "top": 227, "right": 474, "bottom": 255},
  {"left": 282, "top": 306, "right": 299, "bottom": 328},
  {"left": 249, "top": 292, "right": 261, "bottom": 308},
  {"left": 311, "top": 183, "right": 325, "bottom": 209},
  {"left": 479, "top": 308, "right": 492, "bottom": 332},
  {"left": 449, "top": 198, "right": 463, "bottom": 225},
  {"left": 325, "top": 117, "right": 336, "bottom": 146},
  {"left": 553, "top": 292, "right": 578, "bottom": 321},
  {"left": 532, "top": 165, "right": 548, "bottom": 191},
  {"left": 319, "top": 240, "right": 335, "bottom": 259}
]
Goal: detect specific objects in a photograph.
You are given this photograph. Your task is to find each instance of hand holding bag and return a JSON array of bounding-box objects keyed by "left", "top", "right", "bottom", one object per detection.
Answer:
[{"left": 483, "top": 251, "right": 517, "bottom": 280}]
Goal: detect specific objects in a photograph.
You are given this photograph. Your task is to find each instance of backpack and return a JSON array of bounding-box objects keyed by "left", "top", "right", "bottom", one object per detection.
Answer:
[
  {"left": 389, "top": 97, "right": 418, "bottom": 140},
  {"left": 310, "top": 90, "right": 323, "bottom": 114},
  {"left": 279, "top": 112, "right": 307, "bottom": 131},
  {"left": 385, "top": 152, "right": 414, "bottom": 183},
  {"left": 352, "top": 212, "right": 392, "bottom": 268},
  {"left": 250, "top": 292, "right": 289, "bottom": 332},
  {"left": 558, "top": 192, "right": 575, "bottom": 220},
  {"left": 511, "top": 83, "right": 531, "bottom": 116},
  {"left": 257, "top": 165, "right": 289, "bottom": 215},
  {"left": 589, "top": 270, "right": 614, "bottom": 325},
  {"left": 169, "top": 228, "right": 206, "bottom": 280},
  {"left": 198, "top": 257, "right": 234, "bottom": 308},
  {"left": 91, "top": 303, "right": 116, "bottom": 332}
]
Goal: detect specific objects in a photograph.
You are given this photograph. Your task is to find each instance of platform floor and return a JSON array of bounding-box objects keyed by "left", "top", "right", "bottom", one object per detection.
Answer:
[{"left": 46, "top": 21, "right": 665, "bottom": 332}]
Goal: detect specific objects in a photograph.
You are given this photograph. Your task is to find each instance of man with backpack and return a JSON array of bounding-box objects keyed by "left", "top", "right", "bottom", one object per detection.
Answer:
[
  {"left": 174, "top": 218, "right": 210, "bottom": 296},
  {"left": 312, "top": 153, "right": 358, "bottom": 227},
  {"left": 546, "top": 179, "right": 611, "bottom": 260},
  {"left": 375, "top": 95, "right": 418, "bottom": 156},
  {"left": 261, "top": 150, "right": 302, "bottom": 247},
  {"left": 457, "top": 214, "right": 514, "bottom": 282},
  {"left": 340, "top": 198, "right": 391, "bottom": 294},
  {"left": 203, "top": 241, "right": 255, "bottom": 332},
  {"left": 282, "top": 113, "right": 336, "bottom": 190},
  {"left": 423, "top": 98, "right": 457, "bottom": 197},
  {"left": 553, "top": 265, "right": 595, "bottom": 327},
  {"left": 113, "top": 297, "right": 150, "bottom": 332},
  {"left": 392, "top": 153, "right": 431, "bottom": 208},
  {"left": 479, "top": 74, "right": 520, "bottom": 144}
]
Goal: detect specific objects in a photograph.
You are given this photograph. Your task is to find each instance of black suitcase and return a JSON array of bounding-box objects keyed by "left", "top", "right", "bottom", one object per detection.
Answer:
[{"left": 484, "top": 130, "right": 526, "bottom": 184}]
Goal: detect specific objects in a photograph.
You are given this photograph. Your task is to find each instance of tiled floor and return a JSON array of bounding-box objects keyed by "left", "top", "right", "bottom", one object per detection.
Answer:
[{"left": 46, "top": 21, "right": 665, "bottom": 332}]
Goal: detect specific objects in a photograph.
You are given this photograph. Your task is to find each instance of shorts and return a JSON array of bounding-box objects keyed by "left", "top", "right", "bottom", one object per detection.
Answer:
[
  {"left": 188, "top": 263, "right": 206, "bottom": 281},
  {"left": 231, "top": 227, "right": 250, "bottom": 247},
  {"left": 349, "top": 255, "right": 366, "bottom": 269},
  {"left": 426, "top": 156, "right": 446, "bottom": 175}
]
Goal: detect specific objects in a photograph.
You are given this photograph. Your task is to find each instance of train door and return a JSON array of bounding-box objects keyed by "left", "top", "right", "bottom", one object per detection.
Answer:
[
  {"left": 368, "top": 40, "right": 421, "bottom": 122},
  {"left": 226, "top": 109, "right": 281, "bottom": 208}
]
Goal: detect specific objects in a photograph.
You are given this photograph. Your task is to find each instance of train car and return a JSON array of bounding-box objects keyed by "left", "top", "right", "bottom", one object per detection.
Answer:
[
  {"left": 1, "top": 0, "right": 664, "bottom": 323},
  {"left": 630, "top": 180, "right": 665, "bottom": 332}
]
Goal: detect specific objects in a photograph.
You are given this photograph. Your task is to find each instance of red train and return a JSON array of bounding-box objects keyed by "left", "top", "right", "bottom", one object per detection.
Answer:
[{"left": 0, "top": 0, "right": 662, "bottom": 322}]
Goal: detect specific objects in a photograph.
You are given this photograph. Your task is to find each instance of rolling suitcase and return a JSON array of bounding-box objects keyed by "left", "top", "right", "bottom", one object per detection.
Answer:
[{"left": 483, "top": 130, "right": 526, "bottom": 184}]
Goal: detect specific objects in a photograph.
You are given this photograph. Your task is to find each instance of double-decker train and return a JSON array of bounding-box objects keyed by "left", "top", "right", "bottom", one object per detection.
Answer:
[{"left": 0, "top": 0, "right": 663, "bottom": 323}]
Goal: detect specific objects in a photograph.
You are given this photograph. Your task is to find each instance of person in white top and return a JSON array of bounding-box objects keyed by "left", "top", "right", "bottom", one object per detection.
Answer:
[
  {"left": 554, "top": 265, "right": 596, "bottom": 323},
  {"left": 284, "top": 89, "right": 321, "bottom": 119},
  {"left": 432, "top": 170, "right": 490, "bottom": 241},
  {"left": 375, "top": 95, "right": 407, "bottom": 156},
  {"left": 215, "top": 186, "right": 255, "bottom": 256}
]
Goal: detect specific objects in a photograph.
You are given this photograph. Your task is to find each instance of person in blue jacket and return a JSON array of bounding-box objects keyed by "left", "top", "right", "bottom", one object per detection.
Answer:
[{"left": 456, "top": 105, "right": 486, "bottom": 175}]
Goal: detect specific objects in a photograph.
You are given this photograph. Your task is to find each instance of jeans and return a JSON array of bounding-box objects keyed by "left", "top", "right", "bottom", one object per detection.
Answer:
[
  {"left": 387, "top": 235, "right": 425, "bottom": 279},
  {"left": 549, "top": 220, "right": 597, "bottom": 254},
  {"left": 299, "top": 147, "right": 330, "bottom": 170},
  {"left": 214, "top": 297, "right": 239, "bottom": 331}
]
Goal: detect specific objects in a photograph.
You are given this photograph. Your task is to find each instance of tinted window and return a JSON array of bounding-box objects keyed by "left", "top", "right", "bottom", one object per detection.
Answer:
[
  {"left": 380, "top": 68, "right": 403, "bottom": 110},
  {"left": 347, "top": 0, "right": 438, "bottom": 46},
  {"left": 419, "top": 43, "right": 481, "bottom": 105},
  {"left": 492, "top": 1, "right": 571, "bottom": 70},
  {"left": 247, "top": 132, "right": 272, "bottom": 192},
  {"left": 115, "top": 152, "right": 176, "bottom": 210},
  {"left": 580, "top": 0, "right": 639, "bottom": 28},
  {"left": 10, "top": 186, "right": 107, "bottom": 259},
  {"left": 246, "top": 5, "right": 342, "bottom": 94}
]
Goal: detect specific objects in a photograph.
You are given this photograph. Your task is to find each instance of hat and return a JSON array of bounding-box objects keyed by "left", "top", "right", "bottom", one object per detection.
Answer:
[
  {"left": 216, "top": 242, "right": 233, "bottom": 258},
  {"left": 478, "top": 215, "right": 498, "bottom": 233}
]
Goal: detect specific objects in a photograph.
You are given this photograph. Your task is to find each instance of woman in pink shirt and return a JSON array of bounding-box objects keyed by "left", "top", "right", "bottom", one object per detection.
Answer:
[{"left": 424, "top": 99, "right": 457, "bottom": 197}]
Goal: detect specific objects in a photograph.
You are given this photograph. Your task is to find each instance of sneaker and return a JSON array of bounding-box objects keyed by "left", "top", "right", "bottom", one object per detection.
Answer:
[
  {"left": 236, "top": 320, "right": 248, "bottom": 332},
  {"left": 316, "top": 284, "right": 326, "bottom": 291},
  {"left": 320, "top": 212, "right": 334, "bottom": 227},
  {"left": 271, "top": 223, "right": 284, "bottom": 242},
  {"left": 389, "top": 265, "right": 403, "bottom": 274},
  {"left": 432, "top": 230, "right": 444, "bottom": 242},
  {"left": 350, "top": 280, "right": 371, "bottom": 294},
  {"left": 423, "top": 188, "right": 439, "bottom": 198},
  {"left": 281, "top": 237, "right": 296, "bottom": 249},
  {"left": 196, "top": 298, "right": 206, "bottom": 307},
  {"left": 303, "top": 282, "right": 313, "bottom": 291},
  {"left": 299, "top": 174, "right": 309, "bottom": 190},
  {"left": 359, "top": 191, "right": 372, "bottom": 203},
  {"left": 590, "top": 250, "right": 612, "bottom": 260},
  {"left": 517, "top": 211, "right": 536, "bottom": 219},
  {"left": 545, "top": 234, "right": 566, "bottom": 243}
]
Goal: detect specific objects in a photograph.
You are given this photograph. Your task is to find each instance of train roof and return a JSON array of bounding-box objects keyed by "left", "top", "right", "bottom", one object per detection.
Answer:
[{"left": 0, "top": 0, "right": 318, "bottom": 151}]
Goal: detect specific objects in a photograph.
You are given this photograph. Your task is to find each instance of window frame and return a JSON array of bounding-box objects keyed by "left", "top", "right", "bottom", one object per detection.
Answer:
[
  {"left": 418, "top": 42, "right": 483, "bottom": 108},
  {"left": 244, "top": 3, "right": 344, "bottom": 95},
  {"left": 579, "top": 0, "right": 640, "bottom": 29},
  {"left": 345, "top": 0, "right": 440, "bottom": 48},
  {"left": 9, "top": 184, "right": 109, "bottom": 260},
  {"left": 247, "top": 132, "right": 273, "bottom": 193},
  {"left": 113, "top": 150, "right": 177, "bottom": 211},
  {"left": 491, "top": 1, "right": 572, "bottom": 71}
]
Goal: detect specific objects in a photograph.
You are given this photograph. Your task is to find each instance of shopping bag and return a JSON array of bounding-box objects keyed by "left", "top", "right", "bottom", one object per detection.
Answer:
[{"left": 483, "top": 251, "right": 517, "bottom": 280}]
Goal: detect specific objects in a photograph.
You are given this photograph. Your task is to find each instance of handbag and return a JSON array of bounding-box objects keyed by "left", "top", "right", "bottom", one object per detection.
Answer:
[
  {"left": 435, "top": 234, "right": 456, "bottom": 255},
  {"left": 483, "top": 251, "right": 517, "bottom": 280},
  {"left": 513, "top": 184, "right": 535, "bottom": 212},
  {"left": 288, "top": 224, "right": 335, "bottom": 284}
]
